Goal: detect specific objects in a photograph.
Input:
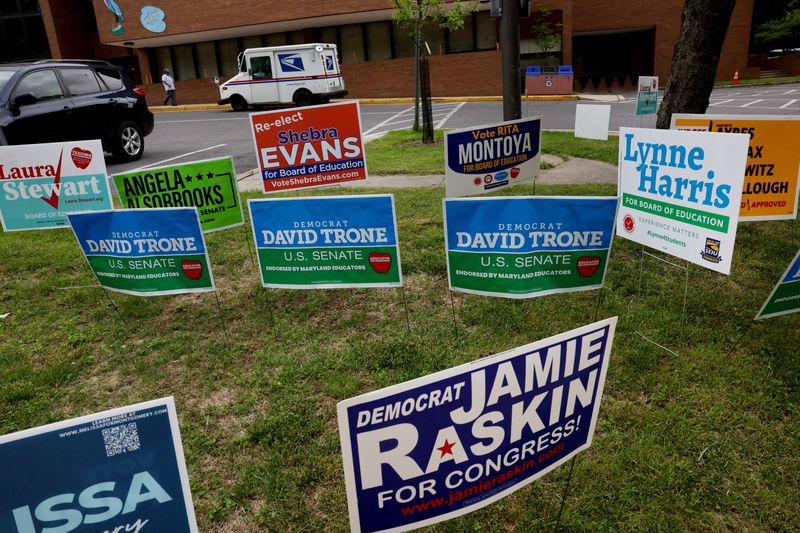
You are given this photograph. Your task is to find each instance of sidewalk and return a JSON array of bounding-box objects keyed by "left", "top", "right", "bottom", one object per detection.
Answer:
[
  {"left": 236, "top": 155, "right": 617, "bottom": 192},
  {"left": 148, "top": 93, "right": 624, "bottom": 113}
]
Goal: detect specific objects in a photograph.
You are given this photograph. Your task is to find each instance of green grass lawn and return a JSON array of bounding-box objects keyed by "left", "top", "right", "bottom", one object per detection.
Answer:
[
  {"left": 1, "top": 184, "right": 798, "bottom": 532},
  {"left": 365, "top": 130, "right": 618, "bottom": 175}
]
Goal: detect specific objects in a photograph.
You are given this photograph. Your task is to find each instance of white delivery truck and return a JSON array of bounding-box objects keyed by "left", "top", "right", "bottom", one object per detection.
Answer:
[{"left": 217, "top": 43, "right": 346, "bottom": 110}]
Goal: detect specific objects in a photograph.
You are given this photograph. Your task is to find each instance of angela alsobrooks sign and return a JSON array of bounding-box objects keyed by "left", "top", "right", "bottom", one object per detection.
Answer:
[
  {"left": 444, "top": 196, "right": 618, "bottom": 298},
  {"left": 338, "top": 318, "right": 618, "bottom": 532},
  {"left": 444, "top": 117, "right": 541, "bottom": 197},
  {"left": 617, "top": 127, "right": 749, "bottom": 275},
  {"left": 0, "top": 140, "right": 112, "bottom": 231},
  {"left": 0, "top": 397, "right": 198, "bottom": 533}
]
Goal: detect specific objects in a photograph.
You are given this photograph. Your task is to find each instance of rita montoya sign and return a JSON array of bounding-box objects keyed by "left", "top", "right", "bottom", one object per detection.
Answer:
[{"left": 337, "top": 318, "right": 617, "bottom": 532}]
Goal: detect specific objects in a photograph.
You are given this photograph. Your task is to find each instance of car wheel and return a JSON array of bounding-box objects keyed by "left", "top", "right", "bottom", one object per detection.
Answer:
[
  {"left": 293, "top": 89, "right": 312, "bottom": 107},
  {"left": 230, "top": 95, "right": 248, "bottom": 111},
  {"left": 112, "top": 121, "right": 144, "bottom": 162}
]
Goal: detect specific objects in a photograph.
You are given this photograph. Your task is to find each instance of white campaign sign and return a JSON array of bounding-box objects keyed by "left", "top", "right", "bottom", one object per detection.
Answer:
[
  {"left": 574, "top": 104, "right": 611, "bottom": 140},
  {"left": 616, "top": 127, "right": 749, "bottom": 275}
]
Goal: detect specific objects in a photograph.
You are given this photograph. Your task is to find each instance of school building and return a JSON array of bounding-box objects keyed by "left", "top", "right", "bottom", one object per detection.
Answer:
[{"left": 8, "top": 0, "right": 758, "bottom": 104}]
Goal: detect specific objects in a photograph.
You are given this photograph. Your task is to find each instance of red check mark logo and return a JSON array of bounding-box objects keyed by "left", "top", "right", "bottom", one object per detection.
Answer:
[{"left": 41, "top": 150, "right": 63, "bottom": 210}]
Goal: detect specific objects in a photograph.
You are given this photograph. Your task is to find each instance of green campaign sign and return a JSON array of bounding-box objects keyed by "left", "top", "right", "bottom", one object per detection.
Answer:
[
  {"left": 113, "top": 157, "right": 243, "bottom": 233},
  {"left": 444, "top": 197, "right": 619, "bottom": 298},
  {"left": 68, "top": 208, "right": 215, "bottom": 296},
  {"left": 756, "top": 250, "right": 800, "bottom": 320},
  {"left": 249, "top": 195, "right": 402, "bottom": 289}
]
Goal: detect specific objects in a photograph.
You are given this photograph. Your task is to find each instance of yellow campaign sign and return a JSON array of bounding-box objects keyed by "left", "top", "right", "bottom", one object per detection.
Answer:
[{"left": 671, "top": 114, "right": 800, "bottom": 221}]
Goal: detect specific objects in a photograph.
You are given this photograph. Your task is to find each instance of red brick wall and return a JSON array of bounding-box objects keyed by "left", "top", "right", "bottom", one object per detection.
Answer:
[
  {"left": 93, "top": 0, "right": 393, "bottom": 45},
  {"left": 748, "top": 53, "right": 800, "bottom": 76}
]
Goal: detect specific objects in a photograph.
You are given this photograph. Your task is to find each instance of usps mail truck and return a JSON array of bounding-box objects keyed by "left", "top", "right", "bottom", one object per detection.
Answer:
[{"left": 218, "top": 43, "right": 346, "bottom": 110}]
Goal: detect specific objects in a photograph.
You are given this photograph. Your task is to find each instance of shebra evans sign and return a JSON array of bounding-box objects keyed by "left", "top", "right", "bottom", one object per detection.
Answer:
[
  {"left": 0, "top": 140, "right": 112, "bottom": 231},
  {"left": 249, "top": 101, "right": 367, "bottom": 193},
  {"left": 337, "top": 318, "right": 618, "bottom": 532},
  {"left": 616, "top": 127, "right": 749, "bottom": 275},
  {"left": 444, "top": 117, "right": 541, "bottom": 197},
  {"left": 0, "top": 397, "right": 198, "bottom": 533}
]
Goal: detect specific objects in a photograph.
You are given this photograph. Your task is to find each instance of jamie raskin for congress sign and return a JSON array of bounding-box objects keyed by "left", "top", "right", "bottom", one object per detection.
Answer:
[
  {"left": 250, "top": 101, "right": 367, "bottom": 193},
  {"left": 249, "top": 195, "right": 402, "bottom": 289},
  {"left": 617, "top": 127, "right": 749, "bottom": 275},
  {"left": 0, "top": 140, "right": 112, "bottom": 231},
  {"left": 338, "top": 318, "right": 617, "bottom": 532},
  {"left": 444, "top": 117, "right": 541, "bottom": 198},
  {"left": 444, "top": 197, "right": 618, "bottom": 298},
  {"left": 0, "top": 397, "right": 198, "bottom": 533},
  {"left": 756, "top": 250, "right": 800, "bottom": 320},
  {"left": 671, "top": 114, "right": 800, "bottom": 221},
  {"left": 68, "top": 208, "right": 215, "bottom": 296},
  {"left": 112, "top": 157, "right": 244, "bottom": 232}
]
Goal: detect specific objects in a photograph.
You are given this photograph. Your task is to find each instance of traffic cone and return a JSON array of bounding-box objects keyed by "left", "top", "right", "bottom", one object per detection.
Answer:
[{"left": 733, "top": 70, "right": 739, "bottom": 85}]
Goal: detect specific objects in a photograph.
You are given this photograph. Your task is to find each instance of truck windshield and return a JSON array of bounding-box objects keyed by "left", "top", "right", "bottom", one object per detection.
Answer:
[
  {"left": 237, "top": 52, "right": 245, "bottom": 72},
  {"left": 0, "top": 71, "right": 14, "bottom": 95}
]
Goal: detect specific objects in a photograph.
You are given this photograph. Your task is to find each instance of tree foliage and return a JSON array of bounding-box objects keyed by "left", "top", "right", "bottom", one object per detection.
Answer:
[
  {"left": 530, "top": 8, "right": 562, "bottom": 59},
  {"left": 753, "top": 0, "right": 800, "bottom": 51}
]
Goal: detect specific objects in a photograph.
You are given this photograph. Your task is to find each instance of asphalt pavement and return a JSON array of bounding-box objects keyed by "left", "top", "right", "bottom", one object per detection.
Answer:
[{"left": 105, "top": 82, "right": 800, "bottom": 180}]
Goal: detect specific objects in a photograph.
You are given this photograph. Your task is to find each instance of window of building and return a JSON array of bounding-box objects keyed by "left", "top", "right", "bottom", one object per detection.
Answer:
[
  {"left": 288, "top": 30, "right": 305, "bottom": 44},
  {"left": 154, "top": 46, "right": 173, "bottom": 78},
  {"left": 195, "top": 41, "right": 218, "bottom": 78},
  {"left": 366, "top": 21, "right": 391, "bottom": 61},
  {"left": 447, "top": 15, "right": 474, "bottom": 53},
  {"left": 218, "top": 39, "right": 240, "bottom": 76},
  {"left": 392, "top": 27, "right": 415, "bottom": 58},
  {"left": 475, "top": 12, "right": 497, "bottom": 51},
  {"left": 340, "top": 23, "right": 365, "bottom": 64},
  {"left": 265, "top": 33, "right": 287, "bottom": 47},
  {"left": 423, "top": 22, "right": 444, "bottom": 55},
  {"left": 173, "top": 44, "right": 196, "bottom": 80},
  {"left": 14, "top": 69, "right": 63, "bottom": 102},
  {"left": 319, "top": 27, "right": 338, "bottom": 48},
  {"left": 60, "top": 68, "right": 102, "bottom": 95},
  {"left": 242, "top": 35, "right": 263, "bottom": 50}
]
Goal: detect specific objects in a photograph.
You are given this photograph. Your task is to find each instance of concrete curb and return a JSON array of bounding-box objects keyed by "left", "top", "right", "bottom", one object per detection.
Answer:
[
  {"left": 715, "top": 79, "right": 800, "bottom": 88},
  {"left": 149, "top": 94, "right": 588, "bottom": 112}
]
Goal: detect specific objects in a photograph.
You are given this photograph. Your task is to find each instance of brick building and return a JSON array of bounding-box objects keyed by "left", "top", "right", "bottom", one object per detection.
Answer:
[{"left": 26, "top": 0, "right": 756, "bottom": 104}]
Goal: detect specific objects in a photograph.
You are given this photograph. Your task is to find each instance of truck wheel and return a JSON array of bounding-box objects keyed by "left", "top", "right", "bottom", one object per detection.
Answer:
[
  {"left": 111, "top": 121, "right": 144, "bottom": 162},
  {"left": 293, "top": 89, "right": 312, "bottom": 107},
  {"left": 230, "top": 95, "right": 248, "bottom": 111}
]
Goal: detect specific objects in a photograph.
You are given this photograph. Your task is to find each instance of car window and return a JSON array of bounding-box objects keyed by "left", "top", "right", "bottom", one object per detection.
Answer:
[
  {"left": 95, "top": 67, "right": 124, "bottom": 91},
  {"left": 13, "top": 69, "right": 64, "bottom": 102},
  {"left": 0, "top": 71, "right": 15, "bottom": 94},
  {"left": 60, "top": 68, "right": 103, "bottom": 96},
  {"left": 250, "top": 56, "right": 272, "bottom": 79}
]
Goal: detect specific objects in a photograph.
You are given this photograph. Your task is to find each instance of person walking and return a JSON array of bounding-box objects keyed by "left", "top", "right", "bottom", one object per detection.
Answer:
[{"left": 162, "top": 68, "right": 176, "bottom": 106}]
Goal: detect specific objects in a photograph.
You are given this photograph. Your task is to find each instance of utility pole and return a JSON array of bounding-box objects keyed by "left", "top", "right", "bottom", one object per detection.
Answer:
[{"left": 500, "top": 0, "right": 521, "bottom": 120}]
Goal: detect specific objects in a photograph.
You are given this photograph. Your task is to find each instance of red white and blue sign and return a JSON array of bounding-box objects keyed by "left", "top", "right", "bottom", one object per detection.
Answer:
[
  {"left": 0, "top": 397, "right": 198, "bottom": 533},
  {"left": 337, "top": 318, "right": 617, "bottom": 532},
  {"left": 444, "top": 117, "right": 541, "bottom": 198}
]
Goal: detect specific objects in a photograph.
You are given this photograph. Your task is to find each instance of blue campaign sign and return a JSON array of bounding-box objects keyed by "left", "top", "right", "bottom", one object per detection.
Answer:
[
  {"left": 249, "top": 194, "right": 403, "bottom": 289},
  {"left": 444, "top": 118, "right": 541, "bottom": 197},
  {"left": 337, "top": 318, "right": 618, "bottom": 532},
  {"left": 0, "top": 397, "right": 198, "bottom": 533},
  {"left": 0, "top": 140, "right": 113, "bottom": 232},
  {"left": 443, "top": 197, "right": 619, "bottom": 299},
  {"left": 68, "top": 208, "right": 215, "bottom": 296}
]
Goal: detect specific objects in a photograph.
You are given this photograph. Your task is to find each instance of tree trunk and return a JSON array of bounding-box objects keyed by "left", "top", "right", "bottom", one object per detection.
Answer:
[
  {"left": 420, "top": 55, "right": 434, "bottom": 143},
  {"left": 656, "top": 0, "right": 738, "bottom": 129}
]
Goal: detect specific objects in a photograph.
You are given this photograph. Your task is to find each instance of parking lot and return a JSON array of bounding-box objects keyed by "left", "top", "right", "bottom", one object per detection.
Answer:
[{"left": 106, "top": 82, "right": 800, "bottom": 178}]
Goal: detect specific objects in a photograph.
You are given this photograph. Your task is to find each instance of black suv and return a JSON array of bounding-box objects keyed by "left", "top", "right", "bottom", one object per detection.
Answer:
[{"left": 0, "top": 60, "right": 154, "bottom": 161}]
